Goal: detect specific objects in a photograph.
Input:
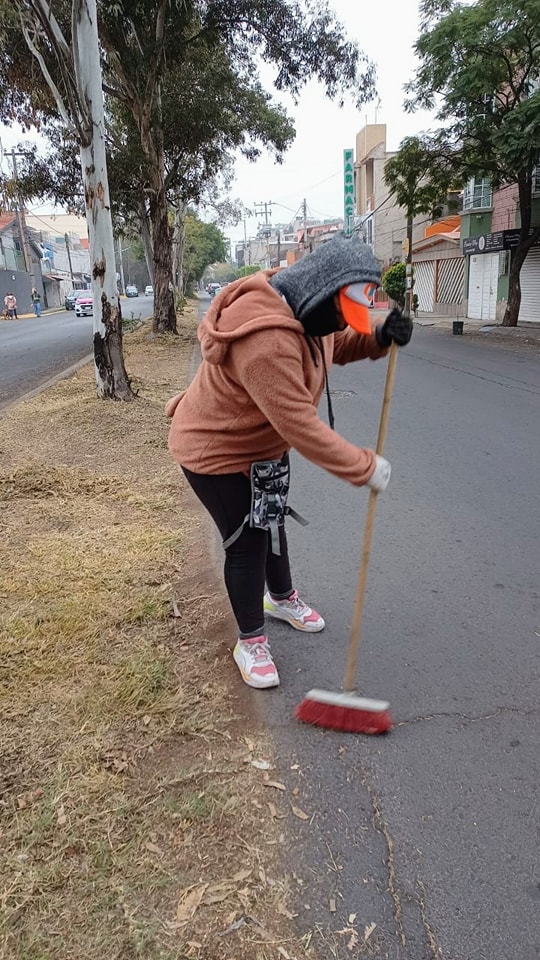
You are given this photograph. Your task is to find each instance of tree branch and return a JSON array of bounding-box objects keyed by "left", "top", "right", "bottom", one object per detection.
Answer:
[{"left": 19, "top": 17, "right": 74, "bottom": 133}]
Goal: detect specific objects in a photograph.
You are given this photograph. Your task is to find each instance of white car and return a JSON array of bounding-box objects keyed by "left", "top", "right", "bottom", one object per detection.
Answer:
[{"left": 144, "top": 285, "right": 154, "bottom": 297}]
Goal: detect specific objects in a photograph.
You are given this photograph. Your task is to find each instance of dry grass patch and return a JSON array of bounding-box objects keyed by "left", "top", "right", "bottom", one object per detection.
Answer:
[{"left": 0, "top": 305, "right": 308, "bottom": 960}]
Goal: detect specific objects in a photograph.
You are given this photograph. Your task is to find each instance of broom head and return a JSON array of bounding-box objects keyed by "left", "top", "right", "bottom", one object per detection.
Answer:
[{"left": 295, "top": 689, "right": 393, "bottom": 735}]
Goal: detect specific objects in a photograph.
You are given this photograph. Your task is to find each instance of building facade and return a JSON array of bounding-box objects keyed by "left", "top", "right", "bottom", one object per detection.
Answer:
[
  {"left": 354, "top": 124, "right": 426, "bottom": 266},
  {"left": 461, "top": 175, "right": 540, "bottom": 323}
]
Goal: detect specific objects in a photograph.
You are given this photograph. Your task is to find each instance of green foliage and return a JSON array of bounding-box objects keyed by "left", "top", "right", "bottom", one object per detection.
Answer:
[
  {"left": 382, "top": 263, "right": 407, "bottom": 308},
  {"left": 384, "top": 135, "right": 456, "bottom": 219},
  {"left": 407, "top": 0, "right": 540, "bottom": 324},
  {"left": 238, "top": 265, "right": 261, "bottom": 277},
  {"left": 183, "top": 213, "right": 227, "bottom": 289},
  {"left": 408, "top": 0, "right": 540, "bottom": 188}
]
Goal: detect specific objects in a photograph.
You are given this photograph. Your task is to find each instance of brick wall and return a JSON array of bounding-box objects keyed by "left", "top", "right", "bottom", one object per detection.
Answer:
[{"left": 491, "top": 184, "right": 518, "bottom": 231}]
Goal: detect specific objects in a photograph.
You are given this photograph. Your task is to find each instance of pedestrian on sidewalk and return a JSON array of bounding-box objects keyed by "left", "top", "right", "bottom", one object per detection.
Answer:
[
  {"left": 31, "top": 288, "right": 42, "bottom": 317},
  {"left": 4, "top": 292, "right": 17, "bottom": 319},
  {"left": 166, "top": 234, "right": 412, "bottom": 689}
]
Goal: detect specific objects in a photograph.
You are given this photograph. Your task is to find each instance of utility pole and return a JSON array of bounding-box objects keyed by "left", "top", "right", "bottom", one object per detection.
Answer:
[
  {"left": 64, "top": 233, "right": 75, "bottom": 283},
  {"left": 4, "top": 148, "right": 34, "bottom": 286},
  {"left": 254, "top": 201, "right": 272, "bottom": 228},
  {"left": 302, "top": 197, "right": 307, "bottom": 249},
  {"left": 254, "top": 201, "right": 273, "bottom": 267}
]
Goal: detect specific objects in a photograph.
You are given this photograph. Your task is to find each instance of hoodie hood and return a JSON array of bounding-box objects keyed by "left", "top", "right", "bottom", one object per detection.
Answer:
[
  {"left": 198, "top": 270, "right": 303, "bottom": 365},
  {"left": 269, "top": 233, "right": 381, "bottom": 320}
]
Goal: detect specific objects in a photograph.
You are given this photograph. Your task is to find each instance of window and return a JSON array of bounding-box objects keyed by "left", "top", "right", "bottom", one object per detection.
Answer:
[
  {"left": 463, "top": 176, "right": 492, "bottom": 210},
  {"left": 365, "top": 217, "right": 374, "bottom": 248}
]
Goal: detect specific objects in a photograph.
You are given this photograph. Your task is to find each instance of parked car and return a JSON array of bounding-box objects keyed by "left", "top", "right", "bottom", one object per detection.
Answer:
[
  {"left": 207, "top": 282, "right": 221, "bottom": 297},
  {"left": 125, "top": 285, "right": 138, "bottom": 297},
  {"left": 74, "top": 294, "right": 93, "bottom": 317},
  {"left": 64, "top": 290, "right": 79, "bottom": 310},
  {"left": 144, "top": 285, "right": 154, "bottom": 297}
]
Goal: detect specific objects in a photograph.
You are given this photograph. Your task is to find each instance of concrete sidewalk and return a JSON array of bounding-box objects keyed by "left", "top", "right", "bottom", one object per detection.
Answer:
[
  {"left": 372, "top": 307, "right": 540, "bottom": 345},
  {"left": 414, "top": 313, "right": 540, "bottom": 346}
]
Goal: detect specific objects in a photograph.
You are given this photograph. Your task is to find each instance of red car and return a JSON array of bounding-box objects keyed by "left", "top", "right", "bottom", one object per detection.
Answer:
[{"left": 74, "top": 294, "right": 93, "bottom": 317}]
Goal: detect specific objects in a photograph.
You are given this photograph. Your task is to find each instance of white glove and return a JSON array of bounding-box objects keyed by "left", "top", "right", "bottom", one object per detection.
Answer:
[{"left": 367, "top": 454, "right": 391, "bottom": 492}]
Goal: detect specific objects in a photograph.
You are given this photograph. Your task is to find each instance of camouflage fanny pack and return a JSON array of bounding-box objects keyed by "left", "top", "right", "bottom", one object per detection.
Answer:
[{"left": 222, "top": 453, "right": 308, "bottom": 555}]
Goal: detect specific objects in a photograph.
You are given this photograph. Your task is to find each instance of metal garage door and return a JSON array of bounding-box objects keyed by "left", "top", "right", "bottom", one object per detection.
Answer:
[
  {"left": 468, "top": 253, "right": 498, "bottom": 320},
  {"left": 414, "top": 261, "right": 435, "bottom": 313},
  {"left": 518, "top": 248, "right": 540, "bottom": 323}
]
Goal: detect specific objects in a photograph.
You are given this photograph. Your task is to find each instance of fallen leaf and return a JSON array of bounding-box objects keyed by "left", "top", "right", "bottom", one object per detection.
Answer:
[
  {"left": 176, "top": 884, "right": 208, "bottom": 924},
  {"left": 204, "top": 888, "right": 236, "bottom": 905},
  {"left": 290, "top": 763, "right": 300, "bottom": 770},
  {"left": 268, "top": 802, "right": 278, "bottom": 818},
  {"left": 364, "top": 922, "right": 376, "bottom": 942},
  {"left": 171, "top": 598, "right": 181, "bottom": 618},
  {"left": 348, "top": 929, "right": 359, "bottom": 951},
  {"left": 263, "top": 780, "right": 286, "bottom": 791},
  {"left": 258, "top": 866, "right": 266, "bottom": 884},
  {"left": 277, "top": 948, "right": 291, "bottom": 959},
  {"left": 329, "top": 898, "right": 337, "bottom": 913},
  {"left": 292, "top": 786, "right": 300, "bottom": 797},
  {"left": 232, "top": 868, "right": 252, "bottom": 883},
  {"left": 145, "top": 841, "right": 163, "bottom": 855},
  {"left": 142, "top": 715, "right": 151, "bottom": 725},
  {"left": 56, "top": 804, "right": 67, "bottom": 827},
  {"left": 348, "top": 913, "right": 357, "bottom": 924},
  {"left": 292, "top": 805, "right": 309, "bottom": 820}
]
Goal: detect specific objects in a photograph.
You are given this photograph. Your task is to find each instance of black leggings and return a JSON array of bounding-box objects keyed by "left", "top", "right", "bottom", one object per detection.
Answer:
[{"left": 181, "top": 467, "right": 293, "bottom": 637}]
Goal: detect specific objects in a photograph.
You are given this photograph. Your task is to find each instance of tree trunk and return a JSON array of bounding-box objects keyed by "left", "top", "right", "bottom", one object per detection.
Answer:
[
  {"left": 403, "top": 213, "right": 414, "bottom": 318},
  {"left": 503, "top": 245, "right": 528, "bottom": 327},
  {"left": 139, "top": 200, "right": 154, "bottom": 284},
  {"left": 502, "top": 173, "right": 538, "bottom": 327},
  {"left": 74, "top": 0, "right": 134, "bottom": 398},
  {"left": 149, "top": 187, "right": 177, "bottom": 334},
  {"left": 174, "top": 200, "right": 187, "bottom": 297}
]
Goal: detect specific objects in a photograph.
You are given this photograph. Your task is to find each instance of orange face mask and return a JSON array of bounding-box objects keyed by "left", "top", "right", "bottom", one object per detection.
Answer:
[{"left": 338, "top": 282, "right": 379, "bottom": 334}]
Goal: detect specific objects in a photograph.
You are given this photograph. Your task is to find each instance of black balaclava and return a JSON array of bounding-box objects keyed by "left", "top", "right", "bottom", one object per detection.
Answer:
[{"left": 300, "top": 295, "right": 341, "bottom": 337}]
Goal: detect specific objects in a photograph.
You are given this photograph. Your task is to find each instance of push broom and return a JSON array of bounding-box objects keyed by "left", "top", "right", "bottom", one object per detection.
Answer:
[{"left": 295, "top": 340, "right": 399, "bottom": 734}]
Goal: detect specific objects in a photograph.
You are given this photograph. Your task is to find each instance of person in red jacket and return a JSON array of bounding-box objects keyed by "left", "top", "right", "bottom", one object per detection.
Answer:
[{"left": 166, "top": 234, "right": 412, "bottom": 689}]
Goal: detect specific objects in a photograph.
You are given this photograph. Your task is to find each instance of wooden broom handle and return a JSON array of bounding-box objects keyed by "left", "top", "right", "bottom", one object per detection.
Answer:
[{"left": 343, "top": 341, "right": 399, "bottom": 691}]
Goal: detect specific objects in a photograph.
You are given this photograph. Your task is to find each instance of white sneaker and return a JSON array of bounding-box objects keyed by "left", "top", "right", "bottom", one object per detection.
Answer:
[
  {"left": 233, "top": 637, "right": 280, "bottom": 689},
  {"left": 263, "top": 590, "right": 325, "bottom": 633}
]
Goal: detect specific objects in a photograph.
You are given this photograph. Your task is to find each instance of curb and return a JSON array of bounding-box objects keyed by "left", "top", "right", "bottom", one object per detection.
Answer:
[{"left": 0, "top": 353, "right": 93, "bottom": 418}]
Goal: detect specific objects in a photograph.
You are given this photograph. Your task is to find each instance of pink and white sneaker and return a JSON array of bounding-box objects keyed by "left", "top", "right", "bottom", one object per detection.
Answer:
[
  {"left": 263, "top": 590, "right": 325, "bottom": 633},
  {"left": 233, "top": 636, "right": 280, "bottom": 689}
]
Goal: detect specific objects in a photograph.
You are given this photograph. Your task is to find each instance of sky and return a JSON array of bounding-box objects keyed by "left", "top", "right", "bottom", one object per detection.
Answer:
[
  {"left": 224, "top": 0, "right": 437, "bottom": 248},
  {"left": 0, "top": 0, "right": 436, "bottom": 250}
]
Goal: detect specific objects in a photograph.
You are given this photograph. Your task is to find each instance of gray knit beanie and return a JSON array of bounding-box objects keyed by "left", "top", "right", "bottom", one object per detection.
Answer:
[{"left": 270, "top": 233, "right": 381, "bottom": 319}]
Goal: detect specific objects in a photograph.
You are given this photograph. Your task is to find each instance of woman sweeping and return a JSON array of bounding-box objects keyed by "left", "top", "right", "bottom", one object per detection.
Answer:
[{"left": 166, "top": 234, "right": 412, "bottom": 689}]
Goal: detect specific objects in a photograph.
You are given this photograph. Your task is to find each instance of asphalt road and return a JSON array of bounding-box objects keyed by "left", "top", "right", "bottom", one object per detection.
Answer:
[
  {"left": 0, "top": 295, "right": 154, "bottom": 408},
  {"left": 243, "top": 326, "right": 539, "bottom": 958}
]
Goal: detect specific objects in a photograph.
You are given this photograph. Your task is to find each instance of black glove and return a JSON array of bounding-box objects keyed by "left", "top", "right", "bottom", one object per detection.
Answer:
[{"left": 375, "top": 308, "right": 413, "bottom": 347}]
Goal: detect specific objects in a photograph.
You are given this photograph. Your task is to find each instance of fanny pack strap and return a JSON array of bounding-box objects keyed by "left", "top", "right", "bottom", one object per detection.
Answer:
[{"left": 222, "top": 504, "right": 308, "bottom": 554}]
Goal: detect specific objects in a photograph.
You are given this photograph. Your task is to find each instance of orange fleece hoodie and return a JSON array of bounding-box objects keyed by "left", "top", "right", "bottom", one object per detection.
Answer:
[{"left": 166, "top": 270, "right": 388, "bottom": 485}]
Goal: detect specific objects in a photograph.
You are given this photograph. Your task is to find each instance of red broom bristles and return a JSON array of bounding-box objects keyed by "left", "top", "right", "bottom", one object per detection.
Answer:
[{"left": 295, "top": 692, "right": 393, "bottom": 735}]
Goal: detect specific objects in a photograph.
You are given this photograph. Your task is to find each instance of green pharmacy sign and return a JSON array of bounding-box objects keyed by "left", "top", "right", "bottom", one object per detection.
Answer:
[{"left": 343, "top": 148, "right": 355, "bottom": 236}]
